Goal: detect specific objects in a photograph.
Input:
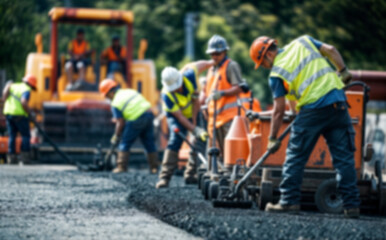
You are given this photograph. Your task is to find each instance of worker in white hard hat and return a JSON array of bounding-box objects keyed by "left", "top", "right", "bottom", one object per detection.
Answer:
[{"left": 156, "top": 60, "right": 214, "bottom": 189}]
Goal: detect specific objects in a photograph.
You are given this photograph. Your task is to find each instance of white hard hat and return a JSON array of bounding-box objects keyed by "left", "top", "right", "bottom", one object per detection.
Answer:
[{"left": 161, "top": 67, "right": 183, "bottom": 92}]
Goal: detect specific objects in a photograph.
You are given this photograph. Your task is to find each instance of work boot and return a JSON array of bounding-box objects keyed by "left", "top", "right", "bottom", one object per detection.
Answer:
[
  {"left": 344, "top": 208, "right": 360, "bottom": 219},
  {"left": 6, "top": 154, "right": 18, "bottom": 165},
  {"left": 19, "top": 152, "right": 31, "bottom": 165},
  {"left": 156, "top": 149, "right": 179, "bottom": 189},
  {"left": 265, "top": 202, "right": 300, "bottom": 213},
  {"left": 184, "top": 151, "right": 197, "bottom": 184},
  {"left": 155, "top": 179, "right": 169, "bottom": 189},
  {"left": 112, "top": 151, "right": 129, "bottom": 173},
  {"left": 184, "top": 176, "right": 198, "bottom": 185},
  {"left": 147, "top": 152, "right": 160, "bottom": 174}
]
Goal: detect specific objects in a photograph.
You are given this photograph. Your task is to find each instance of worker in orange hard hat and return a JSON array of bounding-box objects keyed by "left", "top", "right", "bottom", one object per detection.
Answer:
[
  {"left": 99, "top": 79, "right": 159, "bottom": 174},
  {"left": 248, "top": 35, "right": 360, "bottom": 218},
  {"left": 155, "top": 60, "right": 214, "bottom": 189},
  {"left": 2, "top": 74, "right": 37, "bottom": 164},
  {"left": 101, "top": 35, "right": 127, "bottom": 78},
  {"left": 65, "top": 28, "right": 93, "bottom": 91},
  {"left": 202, "top": 34, "right": 261, "bottom": 158}
]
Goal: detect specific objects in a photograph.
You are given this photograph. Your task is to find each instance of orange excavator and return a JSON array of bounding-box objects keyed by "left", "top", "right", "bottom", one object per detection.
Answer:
[{"left": 0, "top": 8, "right": 166, "bottom": 165}]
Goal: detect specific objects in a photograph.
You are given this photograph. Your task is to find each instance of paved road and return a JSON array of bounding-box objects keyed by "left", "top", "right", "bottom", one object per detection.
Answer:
[{"left": 0, "top": 165, "right": 201, "bottom": 240}]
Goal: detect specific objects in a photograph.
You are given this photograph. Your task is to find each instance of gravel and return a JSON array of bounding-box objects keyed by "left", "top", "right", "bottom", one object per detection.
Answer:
[
  {"left": 1, "top": 165, "right": 385, "bottom": 240},
  {"left": 0, "top": 165, "right": 200, "bottom": 240},
  {"left": 111, "top": 171, "right": 386, "bottom": 240}
]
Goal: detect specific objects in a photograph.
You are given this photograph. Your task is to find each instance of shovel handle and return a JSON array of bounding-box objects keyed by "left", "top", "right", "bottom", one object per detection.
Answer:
[{"left": 233, "top": 120, "right": 294, "bottom": 195}]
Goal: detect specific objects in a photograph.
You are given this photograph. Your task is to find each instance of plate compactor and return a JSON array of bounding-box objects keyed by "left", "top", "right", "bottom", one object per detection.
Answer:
[{"left": 204, "top": 82, "right": 386, "bottom": 215}]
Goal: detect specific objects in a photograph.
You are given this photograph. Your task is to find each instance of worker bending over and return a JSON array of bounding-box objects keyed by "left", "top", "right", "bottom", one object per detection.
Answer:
[
  {"left": 249, "top": 35, "right": 360, "bottom": 218},
  {"left": 156, "top": 60, "right": 213, "bottom": 188},
  {"left": 2, "top": 75, "right": 37, "bottom": 164},
  {"left": 99, "top": 79, "right": 159, "bottom": 174}
]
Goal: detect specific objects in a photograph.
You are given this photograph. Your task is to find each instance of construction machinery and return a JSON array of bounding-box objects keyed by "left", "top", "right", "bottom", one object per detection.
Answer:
[
  {"left": 208, "top": 82, "right": 386, "bottom": 215},
  {"left": 10, "top": 8, "right": 165, "bottom": 165}
]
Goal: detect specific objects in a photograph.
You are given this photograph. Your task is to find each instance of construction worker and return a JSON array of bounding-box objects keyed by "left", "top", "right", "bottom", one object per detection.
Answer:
[
  {"left": 249, "top": 35, "right": 360, "bottom": 218},
  {"left": 101, "top": 35, "right": 127, "bottom": 78},
  {"left": 99, "top": 79, "right": 159, "bottom": 174},
  {"left": 203, "top": 35, "right": 254, "bottom": 156},
  {"left": 65, "top": 28, "right": 93, "bottom": 90},
  {"left": 2, "top": 74, "right": 37, "bottom": 164},
  {"left": 155, "top": 60, "right": 214, "bottom": 189}
]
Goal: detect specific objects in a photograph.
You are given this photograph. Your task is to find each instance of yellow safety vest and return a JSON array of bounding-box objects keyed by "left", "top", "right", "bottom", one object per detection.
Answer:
[
  {"left": 111, "top": 89, "right": 151, "bottom": 121},
  {"left": 269, "top": 35, "right": 344, "bottom": 110},
  {"left": 162, "top": 76, "right": 195, "bottom": 119},
  {"left": 3, "top": 83, "right": 31, "bottom": 117}
]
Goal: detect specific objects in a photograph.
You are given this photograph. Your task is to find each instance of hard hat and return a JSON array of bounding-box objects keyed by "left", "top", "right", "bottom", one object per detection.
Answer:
[
  {"left": 161, "top": 67, "right": 183, "bottom": 92},
  {"left": 99, "top": 79, "right": 118, "bottom": 96},
  {"left": 249, "top": 36, "right": 277, "bottom": 69},
  {"left": 206, "top": 34, "right": 229, "bottom": 54},
  {"left": 22, "top": 74, "right": 37, "bottom": 89},
  {"left": 112, "top": 35, "right": 120, "bottom": 41}
]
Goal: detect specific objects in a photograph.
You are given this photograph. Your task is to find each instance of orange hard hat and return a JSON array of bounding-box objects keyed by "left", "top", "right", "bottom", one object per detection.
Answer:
[
  {"left": 99, "top": 79, "right": 118, "bottom": 96},
  {"left": 23, "top": 74, "right": 37, "bottom": 89},
  {"left": 249, "top": 36, "right": 277, "bottom": 69}
]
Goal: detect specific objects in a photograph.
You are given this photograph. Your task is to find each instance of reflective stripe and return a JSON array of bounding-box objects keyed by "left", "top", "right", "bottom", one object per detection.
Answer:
[
  {"left": 298, "top": 38, "right": 315, "bottom": 53},
  {"left": 216, "top": 98, "right": 250, "bottom": 115},
  {"left": 271, "top": 37, "right": 323, "bottom": 83},
  {"left": 297, "top": 67, "right": 335, "bottom": 96},
  {"left": 180, "top": 101, "right": 192, "bottom": 110},
  {"left": 271, "top": 66, "right": 291, "bottom": 81},
  {"left": 121, "top": 93, "right": 139, "bottom": 112}
]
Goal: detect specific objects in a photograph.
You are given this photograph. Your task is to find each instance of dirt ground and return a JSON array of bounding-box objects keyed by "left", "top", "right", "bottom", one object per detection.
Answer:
[{"left": 1, "top": 165, "right": 385, "bottom": 240}]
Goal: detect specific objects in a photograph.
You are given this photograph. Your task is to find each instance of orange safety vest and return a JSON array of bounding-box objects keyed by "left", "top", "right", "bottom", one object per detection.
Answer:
[
  {"left": 70, "top": 39, "right": 88, "bottom": 55},
  {"left": 104, "top": 46, "right": 126, "bottom": 61},
  {"left": 206, "top": 59, "right": 261, "bottom": 135}
]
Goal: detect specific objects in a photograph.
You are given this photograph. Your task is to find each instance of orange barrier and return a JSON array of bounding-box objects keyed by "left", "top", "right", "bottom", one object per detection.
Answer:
[
  {"left": 248, "top": 91, "right": 364, "bottom": 170},
  {"left": 224, "top": 116, "right": 250, "bottom": 167},
  {"left": 0, "top": 137, "right": 22, "bottom": 154}
]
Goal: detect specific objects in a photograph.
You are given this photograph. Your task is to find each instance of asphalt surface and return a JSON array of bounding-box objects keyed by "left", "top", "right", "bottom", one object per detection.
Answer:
[
  {"left": 0, "top": 165, "right": 200, "bottom": 240},
  {"left": 1, "top": 165, "right": 386, "bottom": 240}
]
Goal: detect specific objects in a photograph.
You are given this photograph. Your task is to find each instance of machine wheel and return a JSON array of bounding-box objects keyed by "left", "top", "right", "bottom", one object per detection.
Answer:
[
  {"left": 209, "top": 181, "right": 219, "bottom": 200},
  {"left": 198, "top": 172, "right": 204, "bottom": 190},
  {"left": 200, "top": 175, "right": 209, "bottom": 191},
  {"left": 314, "top": 179, "right": 343, "bottom": 214},
  {"left": 259, "top": 181, "right": 273, "bottom": 210},
  {"left": 203, "top": 179, "right": 211, "bottom": 200},
  {"left": 375, "top": 160, "right": 386, "bottom": 215},
  {"left": 108, "top": 152, "right": 117, "bottom": 170}
]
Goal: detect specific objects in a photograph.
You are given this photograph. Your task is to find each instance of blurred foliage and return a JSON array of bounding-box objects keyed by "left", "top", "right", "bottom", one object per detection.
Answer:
[{"left": 0, "top": 0, "right": 385, "bottom": 106}]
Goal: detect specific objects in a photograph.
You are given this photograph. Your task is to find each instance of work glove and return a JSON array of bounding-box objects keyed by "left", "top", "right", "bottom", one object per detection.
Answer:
[
  {"left": 338, "top": 67, "right": 352, "bottom": 85},
  {"left": 207, "top": 90, "right": 224, "bottom": 102},
  {"left": 246, "top": 110, "right": 259, "bottom": 121},
  {"left": 110, "top": 134, "right": 121, "bottom": 145},
  {"left": 193, "top": 126, "right": 208, "bottom": 142},
  {"left": 267, "top": 137, "right": 281, "bottom": 153}
]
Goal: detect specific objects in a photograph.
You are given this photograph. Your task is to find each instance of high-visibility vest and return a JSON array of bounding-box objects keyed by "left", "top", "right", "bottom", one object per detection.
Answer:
[
  {"left": 269, "top": 35, "right": 344, "bottom": 110},
  {"left": 162, "top": 76, "right": 195, "bottom": 119},
  {"left": 70, "top": 39, "right": 89, "bottom": 55},
  {"left": 111, "top": 89, "right": 151, "bottom": 121},
  {"left": 3, "top": 83, "right": 31, "bottom": 117},
  {"left": 103, "top": 46, "right": 126, "bottom": 61},
  {"left": 206, "top": 59, "right": 257, "bottom": 133}
]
